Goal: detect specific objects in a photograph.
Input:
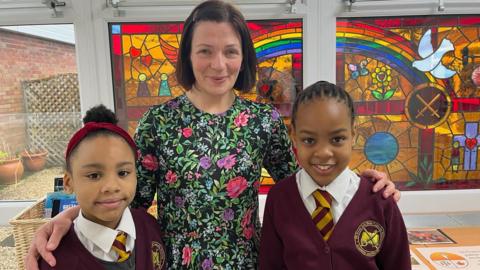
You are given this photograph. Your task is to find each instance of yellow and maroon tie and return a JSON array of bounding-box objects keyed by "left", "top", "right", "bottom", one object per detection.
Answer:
[
  {"left": 311, "top": 189, "right": 334, "bottom": 241},
  {"left": 111, "top": 231, "right": 131, "bottom": 262}
]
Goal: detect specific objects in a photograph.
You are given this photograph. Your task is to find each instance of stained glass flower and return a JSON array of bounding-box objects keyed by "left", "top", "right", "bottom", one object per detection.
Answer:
[{"left": 371, "top": 66, "right": 392, "bottom": 88}]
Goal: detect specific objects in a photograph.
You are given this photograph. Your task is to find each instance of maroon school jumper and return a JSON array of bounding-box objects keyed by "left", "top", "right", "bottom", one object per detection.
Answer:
[
  {"left": 259, "top": 174, "right": 411, "bottom": 270},
  {"left": 39, "top": 208, "right": 166, "bottom": 270}
]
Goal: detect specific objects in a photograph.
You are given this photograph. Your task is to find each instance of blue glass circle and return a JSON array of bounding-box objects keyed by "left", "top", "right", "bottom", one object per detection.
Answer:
[{"left": 364, "top": 132, "right": 398, "bottom": 165}]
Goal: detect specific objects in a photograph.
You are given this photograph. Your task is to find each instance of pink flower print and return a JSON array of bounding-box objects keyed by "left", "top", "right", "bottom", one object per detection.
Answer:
[
  {"left": 216, "top": 154, "right": 236, "bottom": 170},
  {"left": 241, "top": 207, "right": 254, "bottom": 228},
  {"left": 243, "top": 224, "right": 254, "bottom": 240},
  {"left": 182, "top": 127, "right": 193, "bottom": 138},
  {"left": 141, "top": 154, "right": 158, "bottom": 171},
  {"left": 165, "top": 170, "right": 177, "bottom": 184},
  {"left": 182, "top": 246, "right": 192, "bottom": 266},
  {"left": 226, "top": 176, "right": 248, "bottom": 199},
  {"left": 234, "top": 111, "right": 250, "bottom": 127}
]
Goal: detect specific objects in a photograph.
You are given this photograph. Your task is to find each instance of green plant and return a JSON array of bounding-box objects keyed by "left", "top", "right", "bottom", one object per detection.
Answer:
[
  {"left": 0, "top": 151, "right": 8, "bottom": 160},
  {"left": 0, "top": 140, "right": 18, "bottom": 162},
  {"left": 0, "top": 150, "right": 18, "bottom": 161},
  {"left": 0, "top": 150, "right": 17, "bottom": 163}
]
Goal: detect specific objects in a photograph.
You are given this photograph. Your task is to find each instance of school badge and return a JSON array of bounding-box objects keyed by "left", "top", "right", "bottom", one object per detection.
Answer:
[
  {"left": 152, "top": 241, "right": 166, "bottom": 269},
  {"left": 354, "top": 220, "right": 385, "bottom": 257}
]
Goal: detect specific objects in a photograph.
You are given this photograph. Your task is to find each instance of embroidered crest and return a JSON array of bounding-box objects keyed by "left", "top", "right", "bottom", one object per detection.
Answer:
[
  {"left": 152, "top": 241, "right": 166, "bottom": 269},
  {"left": 354, "top": 220, "right": 385, "bottom": 257}
]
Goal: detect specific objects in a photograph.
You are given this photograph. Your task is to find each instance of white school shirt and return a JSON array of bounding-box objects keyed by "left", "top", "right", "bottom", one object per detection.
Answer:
[
  {"left": 296, "top": 167, "right": 360, "bottom": 224},
  {"left": 73, "top": 208, "right": 136, "bottom": 262}
]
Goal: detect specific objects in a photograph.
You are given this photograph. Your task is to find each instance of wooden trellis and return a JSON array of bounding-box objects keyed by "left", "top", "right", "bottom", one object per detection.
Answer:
[{"left": 22, "top": 73, "right": 82, "bottom": 166}]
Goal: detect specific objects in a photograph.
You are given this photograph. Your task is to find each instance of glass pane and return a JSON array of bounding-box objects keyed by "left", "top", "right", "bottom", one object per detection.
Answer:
[
  {"left": 0, "top": 24, "right": 81, "bottom": 200},
  {"left": 336, "top": 15, "right": 480, "bottom": 191}
]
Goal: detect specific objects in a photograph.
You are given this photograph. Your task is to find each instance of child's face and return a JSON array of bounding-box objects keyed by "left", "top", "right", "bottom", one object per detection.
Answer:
[
  {"left": 64, "top": 135, "right": 137, "bottom": 229},
  {"left": 292, "top": 98, "right": 354, "bottom": 187}
]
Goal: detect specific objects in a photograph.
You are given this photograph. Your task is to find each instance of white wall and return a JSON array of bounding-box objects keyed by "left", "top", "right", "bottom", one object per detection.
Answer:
[{"left": 0, "top": 0, "right": 480, "bottom": 218}]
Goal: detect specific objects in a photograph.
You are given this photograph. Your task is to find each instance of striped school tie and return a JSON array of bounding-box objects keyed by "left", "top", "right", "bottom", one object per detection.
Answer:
[
  {"left": 311, "top": 189, "right": 334, "bottom": 241},
  {"left": 111, "top": 231, "right": 131, "bottom": 262}
]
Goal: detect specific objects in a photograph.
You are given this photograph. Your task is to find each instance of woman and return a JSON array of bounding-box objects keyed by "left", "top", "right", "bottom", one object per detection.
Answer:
[{"left": 26, "top": 1, "right": 399, "bottom": 269}]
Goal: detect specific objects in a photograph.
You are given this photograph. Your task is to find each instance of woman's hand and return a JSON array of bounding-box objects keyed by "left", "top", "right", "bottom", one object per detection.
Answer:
[
  {"left": 25, "top": 205, "right": 80, "bottom": 270},
  {"left": 360, "top": 169, "right": 401, "bottom": 202}
]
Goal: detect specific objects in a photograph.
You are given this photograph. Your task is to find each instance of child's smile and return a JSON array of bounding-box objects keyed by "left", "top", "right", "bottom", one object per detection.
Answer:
[
  {"left": 312, "top": 164, "right": 336, "bottom": 175},
  {"left": 293, "top": 98, "right": 354, "bottom": 186}
]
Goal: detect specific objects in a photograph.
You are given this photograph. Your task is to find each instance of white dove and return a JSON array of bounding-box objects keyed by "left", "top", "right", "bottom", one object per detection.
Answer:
[{"left": 412, "top": 29, "right": 456, "bottom": 79}]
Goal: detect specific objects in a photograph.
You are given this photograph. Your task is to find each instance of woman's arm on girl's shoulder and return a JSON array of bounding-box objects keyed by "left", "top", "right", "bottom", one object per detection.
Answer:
[
  {"left": 360, "top": 169, "right": 401, "bottom": 202},
  {"left": 262, "top": 108, "right": 298, "bottom": 182},
  {"left": 25, "top": 205, "right": 80, "bottom": 270}
]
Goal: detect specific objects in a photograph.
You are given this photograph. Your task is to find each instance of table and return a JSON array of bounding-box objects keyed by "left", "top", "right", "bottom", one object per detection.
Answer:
[{"left": 409, "top": 227, "right": 480, "bottom": 269}]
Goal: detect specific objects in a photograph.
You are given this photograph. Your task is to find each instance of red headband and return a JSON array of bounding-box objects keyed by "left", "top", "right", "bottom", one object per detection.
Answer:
[{"left": 66, "top": 122, "right": 137, "bottom": 160}]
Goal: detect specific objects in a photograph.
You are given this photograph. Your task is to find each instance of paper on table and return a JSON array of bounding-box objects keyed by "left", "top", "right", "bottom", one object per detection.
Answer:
[
  {"left": 407, "top": 228, "right": 455, "bottom": 245},
  {"left": 410, "top": 249, "right": 430, "bottom": 270},
  {"left": 416, "top": 245, "right": 480, "bottom": 270}
]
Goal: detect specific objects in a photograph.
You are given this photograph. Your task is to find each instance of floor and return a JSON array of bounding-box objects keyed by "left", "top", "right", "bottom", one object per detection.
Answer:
[{"left": 1, "top": 213, "right": 480, "bottom": 270}]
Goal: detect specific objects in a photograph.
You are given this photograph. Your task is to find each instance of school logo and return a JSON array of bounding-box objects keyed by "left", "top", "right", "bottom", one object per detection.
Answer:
[
  {"left": 152, "top": 241, "right": 166, "bottom": 269},
  {"left": 354, "top": 220, "right": 385, "bottom": 257}
]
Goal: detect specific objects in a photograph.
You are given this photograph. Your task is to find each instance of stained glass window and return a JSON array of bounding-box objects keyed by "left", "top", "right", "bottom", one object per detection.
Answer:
[
  {"left": 109, "top": 20, "right": 303, "bottom": 135},
  {"left": 109, "top": 20, "right": 303, "bottom": 194},
  {"left": 336, "top": 16, "right": 480, "bottom": 190}
]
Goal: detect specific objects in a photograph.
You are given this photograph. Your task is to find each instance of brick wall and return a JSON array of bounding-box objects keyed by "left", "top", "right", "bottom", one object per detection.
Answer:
[{"left": 0, "top": 29, "right": 77, "bottom": 154}]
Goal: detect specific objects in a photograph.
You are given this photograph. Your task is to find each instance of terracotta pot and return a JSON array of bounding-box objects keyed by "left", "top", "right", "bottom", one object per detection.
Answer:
[
  {"left": 0, "top": 158, "right": 24, "bottom": 185},
  {"left": 21, "top": 151, "right": 48, "bottom": 171}
]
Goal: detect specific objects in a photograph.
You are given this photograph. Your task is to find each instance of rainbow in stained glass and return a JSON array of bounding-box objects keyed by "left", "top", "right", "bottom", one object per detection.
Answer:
[
  {"left": 337, "top": 16, "right": 480, "bottom": 190},
  {"left": 109, "top": 21, "right": 303, "bottom": 136}
]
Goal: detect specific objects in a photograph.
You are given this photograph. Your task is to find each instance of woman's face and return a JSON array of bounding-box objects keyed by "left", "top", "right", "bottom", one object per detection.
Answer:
[{"left": 189, "top": 21, "right": 243, "bottom": 97}]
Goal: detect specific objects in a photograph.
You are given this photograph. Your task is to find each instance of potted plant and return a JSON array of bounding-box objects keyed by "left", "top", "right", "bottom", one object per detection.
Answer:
[
  {"left": 0, "top": 150, "right": 24, "bottom": 185},
  {"left": 21, "top": 146, "right": 48, "bottom": 172}
]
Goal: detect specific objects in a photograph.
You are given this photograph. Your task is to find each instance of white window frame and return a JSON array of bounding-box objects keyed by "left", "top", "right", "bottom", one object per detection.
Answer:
[{"left": 0, "top": 0, "right": 479, "bottom": 218}]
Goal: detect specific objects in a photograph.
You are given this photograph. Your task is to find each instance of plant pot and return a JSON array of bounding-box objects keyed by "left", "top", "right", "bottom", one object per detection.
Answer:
[
  {"left": 21, "top": 151, "right": 48, "bottom": 172},
  {"left": 0, "top": 158, "right": 24, "bottom": 185}
]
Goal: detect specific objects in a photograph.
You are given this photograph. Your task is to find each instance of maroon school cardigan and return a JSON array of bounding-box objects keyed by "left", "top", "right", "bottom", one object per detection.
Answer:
[
  {"left": 39, "top": 208, "right": 166, "bottom": 270},
  {"left": 259, "top": 173, "right": 411, "bottom": 270}
]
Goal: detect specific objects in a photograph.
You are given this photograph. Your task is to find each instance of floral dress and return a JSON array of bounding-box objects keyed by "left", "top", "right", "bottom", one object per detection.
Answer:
[{"left": 132, "top": 94, "right": 298, "bottom": 269}]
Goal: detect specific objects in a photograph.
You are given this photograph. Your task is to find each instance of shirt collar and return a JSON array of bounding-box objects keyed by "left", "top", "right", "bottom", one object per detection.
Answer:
[
  {"left": 298, "top": 168, "right": 352, "bottom": 204},
  {"left": 75, "top": 208, "right": 136, "bottom": 253}
]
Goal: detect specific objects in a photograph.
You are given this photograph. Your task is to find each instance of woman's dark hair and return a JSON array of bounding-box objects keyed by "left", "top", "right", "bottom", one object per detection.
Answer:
[
  {"left": 291, "top": 81, "right": 355, "bottom": 128},
  {"left": 176, "top": 0, "right": 257, "bottom": 92},
  {"left": 66, "top": 104, "right": 133, "bottom": 172}
]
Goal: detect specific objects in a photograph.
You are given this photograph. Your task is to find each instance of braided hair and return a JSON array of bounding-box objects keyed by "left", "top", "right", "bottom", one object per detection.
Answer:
[{"left": 291, "top": 81, "right": 355, "bottom": 128}]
